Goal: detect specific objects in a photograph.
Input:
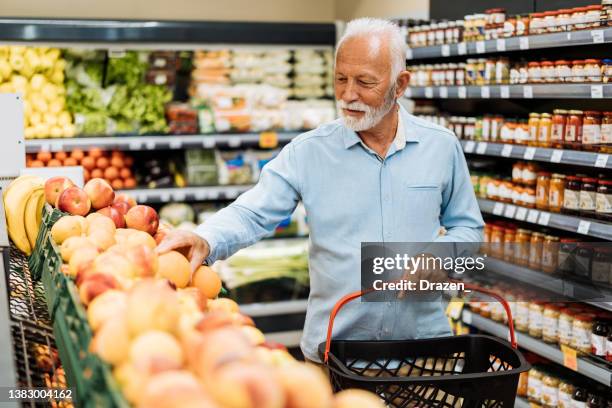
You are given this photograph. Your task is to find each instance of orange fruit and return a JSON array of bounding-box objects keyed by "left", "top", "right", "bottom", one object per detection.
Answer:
[
  {"left": 104, "top": 166, "right": 119, "bottom": 181},
  {"left": 81, "top": 156, "right": 95, "bottom": 171},
  {"left": 192, "top": 266, "right": 222, "bottom": 299},
  {"left": 54, "top": 151, "right": 67, "bottom": 161},
  {"left": 123, "top": 178, "right": 136, "bottom": 189},
  {"left": 36, "top": 151, "right": 52, "bottom": 163},
  {"left": 120, "top": 168, "right": 131, "bottom": 179},
  {"left": 96, "top": 157, "right": 110, "bottom": 170},
  {"left": 110, "top": 156, "right": 124, "bottom": 169},
  {"left": 111, "top": 179, "right": 124, "bottom": 190},
  {"left": 63, "top": 157, "right": 78, "bottom": 166},
  {"left": 91, "top": 168, "right": 104, "bottom": 179},
  {"left": 71, "top": 149, "right": 85, "bottom": 161},
  {"left": 157, "top": 251, "right": 191, "bottom": 288},
  {"left": 47, "top": 159, "right": 62, "bottom": 167},
  {"left": 89, "top": 148, "right": 103, "bottom": 159},
  {"left": 29, "top": 160, "right": 44, "bottom": 168}
]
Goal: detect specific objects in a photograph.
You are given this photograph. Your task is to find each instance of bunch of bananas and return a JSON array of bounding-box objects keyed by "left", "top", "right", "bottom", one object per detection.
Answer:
[{"left": 3, "top": 175, "right": 46, "bottom": 255}]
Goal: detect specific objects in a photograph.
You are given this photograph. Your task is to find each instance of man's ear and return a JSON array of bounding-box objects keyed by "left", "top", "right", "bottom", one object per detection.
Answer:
[{"left": 394, "top": 71, "right": 411, "bottom": 99}]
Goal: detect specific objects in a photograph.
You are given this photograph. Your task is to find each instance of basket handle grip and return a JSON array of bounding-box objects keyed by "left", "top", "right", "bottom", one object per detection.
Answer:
[{"left": 323, "top": 281, "right": 517, "bottom": 363}]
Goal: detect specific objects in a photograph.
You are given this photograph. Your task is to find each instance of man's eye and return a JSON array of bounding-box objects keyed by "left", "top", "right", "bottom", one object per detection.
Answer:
[
  {"left": 336, "top": 77, "right": 347, "bottom": 82},
  {"left": 358, "top": 80, "right": 373, "bottom": 86}
]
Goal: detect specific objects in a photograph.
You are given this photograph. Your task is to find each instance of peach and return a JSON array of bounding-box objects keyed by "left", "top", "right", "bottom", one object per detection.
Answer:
[
  {"left": 87, "top": 230, "right": 116, "bottom": 251},
  {"left": 157, "top": 251, "right": 191, "bottom": 288},
  {"left": 119, "top": 167, "right": 131, "bottom": 179},
  {"left": 51, "top": 216, "right": 84, "bottom": 244},
  {"left": 114, "top": 192, "right": 137, "bottom": 208},
  {"left": 126, "top": 205, "right": 159, "bottom": 235},
  {"left": 60, "top": 236, "right": 96, "bottom": 263},
  {"left": 240, "top": 326, "right": 265, "bottom": 346},
  {"left": 37, "top": 151, "right": 52, "bottom": 163},
  {"left": 78, "top": 272, "right": 120, "bottom": 306},
  {"left": 206, "top": 298, "right": 239, "bottom": 314},
  {"left": 44, "top": 176, "right": 75, "bottom": 206},
  {"left": 124, "top": 245, "right": 158, "bottom": 278},
  {"left": 112, "top": 201, "right": 130, "bottom": 216},
  {"left": 114, "top": 363, "right": 150, "bottom": 405},
  {"left": 91, "top": 315, "right": 130, "bottom": 365},
  {"left": 126, "top": 279, "right": 181, "bottom": 336},
  {"left": 195, "top": 311, "right": 235, "bottom": 333},
  {"left": 333, "top": 390, "right": 385, "bottom": 408},
  {"left": 63, "top": 157, "right": 77, "bottom": 166},
  {"left": 85, "top": 212, "right": 116, "bottom": 234},
  {"left": 126, "top": 229, "right": 157, "bottom": 249},
  {"left": 178, "top": 287, "right": 207, "bottom": 312},
  {"left": 110, "top": 156, "right": 124, "bottom": 169},
  {"left": 129, "top": 331, "right": 184, "bottom": 375},
  {"left": 68, "top": 246, "right": 99, "bottom": 279},
  {"left": 87, "top": 290, "right": 127, "bottom": 332},
  {"left": 278, "top": 363, "right": 334, "bottom": 408},
  {"left": 57, "top": 187, "right": 91, "bottom": 216},
  {"left": 123, "top": 177, "right": 137, "bottom": 189},
  {"left": 97, "top": 205, "right": 126, "bottom": 228},
  {"left": 55, "top": 151, "right": 67, "bottom": 161},
  {"left": 84, "top": 178, "right": 115, "bottom": 210},
  {"left": 92, "top": 252, "right": 136, "bottom": 281},
  {"left": 137, "top": 370, "right": 215, "bottom": 408},
  {"left": 192, "top": 327, "right": 252, "bottom": 379},
  {"left": 88, "top": 147, "right": 103, "bottom": 159},
  {"left": 192, "top": 265, "right": 222, "bottom": 299}
]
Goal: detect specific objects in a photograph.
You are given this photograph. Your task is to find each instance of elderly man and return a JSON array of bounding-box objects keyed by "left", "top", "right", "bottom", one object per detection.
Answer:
[{"left": 157, "top": 18, "right": 484, "bottom": 364}]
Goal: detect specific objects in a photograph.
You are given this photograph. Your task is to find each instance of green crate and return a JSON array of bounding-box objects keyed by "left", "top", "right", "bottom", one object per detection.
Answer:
[{"left": 29, "top": 204, "right": 63, "bottom": 281}]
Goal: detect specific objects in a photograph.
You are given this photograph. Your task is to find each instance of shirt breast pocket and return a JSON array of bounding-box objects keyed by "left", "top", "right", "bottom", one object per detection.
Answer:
[{"left": 405, "top": 184, "right": 442, "bottom": 226}]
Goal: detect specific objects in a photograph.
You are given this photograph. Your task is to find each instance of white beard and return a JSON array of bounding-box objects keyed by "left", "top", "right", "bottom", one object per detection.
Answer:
[{"left": 337, "top": 86, "right": 397, "bottom": 132}]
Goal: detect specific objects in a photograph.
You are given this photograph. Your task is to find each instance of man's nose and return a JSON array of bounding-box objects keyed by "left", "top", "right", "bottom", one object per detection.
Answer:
[{"left": 341, "top": 80, "right": 358, "bottom": 103}]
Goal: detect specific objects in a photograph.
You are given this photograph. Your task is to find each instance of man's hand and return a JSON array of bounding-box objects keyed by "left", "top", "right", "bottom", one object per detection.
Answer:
[
  {"left": 398, "top": 253, "right": 449, "bottom": 299},
  {"left": 156, "top": 229, "right": 210, "bottom": 272}
]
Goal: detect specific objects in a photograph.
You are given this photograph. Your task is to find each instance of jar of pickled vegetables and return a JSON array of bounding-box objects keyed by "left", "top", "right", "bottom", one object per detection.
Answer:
[
  {"left": 536, "top": 172, "right": 551, "bottom": 210},
  {"left": 549, "top": 173, "right": 565, "bottom": 213},
  {"left": 538, "top": 113, "right": 552, "bottom": 147}
]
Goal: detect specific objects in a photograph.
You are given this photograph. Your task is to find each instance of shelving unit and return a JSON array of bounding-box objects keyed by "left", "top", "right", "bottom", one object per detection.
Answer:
[
  {"left": 461, "top": 310, "right": 612, "bottom": 387},
  {"left": 477, "top": 198, "right": 612, "bottom": 240},
  {"left": 121, "top": 184, "right": 253, "bottom": 204},
  {"left": 461, "top": 141, "right": 611, "bottom": 170},
  {"left": 407, "top": 27, "right": 612, "bottom": 60},
  {"left": 514, "top": 396, "right": 530, "bottom": 408},
  {"left": 405, "top": 84, "right": 612, "bottom": 99}
]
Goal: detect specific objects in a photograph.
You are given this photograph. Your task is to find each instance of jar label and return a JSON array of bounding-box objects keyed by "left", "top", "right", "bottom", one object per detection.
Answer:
[
  {"left": 564, "top": 189, "right": 579, "bottom": 210},
  {"left": 602, "top": 124, "right": 612, "bottom": 144},
  {"left": 529, "top": 310, "right": 543, "bottom": 330},
  {"left": 572, "top": 327, "right": 591, "bottom": 349},
  {"left": 592, "top": 333, "right": 606, "bottom": 356},
  {"left": 565, "top": 125, "right": 577, "bottom": 142},
  {"left": 558, "top": 390, "right": 572, "bottom": 408},
  {"left": 542, "top": 248, "right": 554, "bottom": 268},
  {"left": 539, "top": 125, "right": 550, "bottom": 142},
  {"left": 596, "top": 192, "right": 612, "bottom": 213},
  {"left": 582, "top": 124, "right": 601, "bottom": 145},
  {"left": 559, "top": 319, "right": 572, "bottom": 344},
  {"left": 536, "top": 184, "right": 548, "bottom": 202},
  {"left": 550, "top": 188, "right": 561, "bottom": 208},
  {"left": 527, "top": 378, "right": 541, "bottom": 399},
  {"left": 512, "top": 166, "right": 522, "bottom": 182},
  {"left": 552, "top": 124, "right": 564, "bottom": 142},
  {"left": 542, "top": 384, "right": 558, "bottom": 406},
  {"left": 542, "top": 315, "right": 558, "bottom": 339},
  {"left": 529, "top": 125, "right": 538, "bottom": 141},
  {"left": 579, "top": 190, "right": 596, "bottom": 210}
]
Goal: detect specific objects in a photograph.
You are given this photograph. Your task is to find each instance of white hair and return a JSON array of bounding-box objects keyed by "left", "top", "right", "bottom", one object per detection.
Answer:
[{"left": 336, "top": 18, "right": 407, "bottom": 82}]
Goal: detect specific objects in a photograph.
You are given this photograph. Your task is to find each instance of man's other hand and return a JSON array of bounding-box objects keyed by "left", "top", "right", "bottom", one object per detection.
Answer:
[{"left": 156, "top": 229, "right": 210, "bottom": 272}]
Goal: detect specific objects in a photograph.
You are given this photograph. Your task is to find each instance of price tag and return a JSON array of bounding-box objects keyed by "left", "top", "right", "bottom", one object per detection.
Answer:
[
  {"left": 258, "top": 131, "right": 278, "bottom": 149},
  {"left": 457, "top": 42, "right": 467, "bottom": 55},
  {"left": 146, "top": 141, "right": 156, "bottom": 150},
  {"left": 537, "top": 212, "right": 551, "bottom": 226},
  {"left": 496, "top": 38, "right": 506, "bottom": 51},
  {"left": 445, "top": 297, "right": 465, "bottom": 320},
  {"left": 173, "top": 191, "right": 185, "bottom": 202},
  {"left": 404, "top": 88, "right": 412, "bottom": 98},
  {"left": 595, "top": 154, "right": 609, "bottom": 168},
  {"left": 515, "top": 207, "right": 528, "bottom": 221},
  {"left": 481, "top": 86, "right": 490, "bottom": 98},
  {"left": 128, "top": 141, "right": 142, "bottom": 150},
  {"left": 441, "top": 44, "right": 450, "bottom": 57},
  {"left": 406, "top": 48, "right": 413, "bottom": 60},
  {"left": 462, "top": 310, "right": 472, "bottom": 325},
  {"left": 591, "top": 85, "right": 603, "bottom": 99},
  {"left": 208, "top": 189, "right": 219, "bottom": 200},
  {"left": 523, "top": 85, "right": 533, "bottom": 98},
  {"left": 476, "top": 41, "right": 486, "bottom": 54},
  {"left": 161, "top": 193, "right": 171, "bottom": 203},
  {"left": 439, "top": 86, "right": 448, "bottom": 98},
  {"left": 40, "top": 143, "right": 50, "bottom": 152},
  {"left": 425, "top": 87, "right": 434, "bottom": 98},
  {"left": 519, "top": 37, "right": 529, "bottom": 50},
  {"left": 169, "top": 140, "right": 182, "bottom": 149},
  {"left": 550, "top": 150, "right": 563, "bottom": 163},
  {"left": 51, "top": 142, "right": 63, "bottom": 151},
  {"left": 500, "top": 85, "right": 510, "bottom": 99},
  {"left": 135, "top": 194, "right": 145, "bottom": 204},
  {"left": 195, "top": 191, "right": 207, "bottom": 200},
  {"left": 577, "top": 220, "right": 591, "bottom": 235},
  {"left": 524, "top": 147, "right": 536, "bottom": 160},
  {"left": 464, "top": 141, "right": 476, "bottom": 153},
  {"left": 591, "top": 29, "right": 604, "bottom": 43},
  {"left": 202, "top": 138, "right": 216, "bottom": 148},
  {"left": 560, "top": 345, "right": 578, "bottom": 371},
  {"left": 458, "top": 86, "right": 467, "bottom": 99},
  {"left": 504, "top": 204, "right": 517, "bottom": 219},
  {"left": 228, "top": 138, "right": 242, "bottom": 148},
  {"left": 108, "top": 49, "right": 127, "bottom": 58},
  {"left": 476, "top": 142, "right": 488, "bottom": 154},
  {"left": 501, "top": 144, "right": 513, "bottom": 157},
  {"left": 493, "top": 202, "right": 505, "bottom": 216},
  {"left": 527, "top": 209, "right": 540, "bottom": 223}
]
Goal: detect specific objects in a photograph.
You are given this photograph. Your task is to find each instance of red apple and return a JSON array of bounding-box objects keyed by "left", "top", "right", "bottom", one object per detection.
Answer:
[
  {"left": 112, "top": 201, "right": 131, "bottom": 216},
  {"left": 44, "top": 176, "right": 75, "bottom": 206},
  {"left": 97, "top": 206, "right": 126, "bottom": 228},
  {"left": 57, "top": 187, "right": 91, "bottom": 216},
  {"left": 84, "top": 178, "right": 115, "bottom": 210},
  {"left": 125, "top": 205, "right": 159, "bottom": 235},
  {"left": 114, "top": 193, "right": 137, "bottom": 208}
]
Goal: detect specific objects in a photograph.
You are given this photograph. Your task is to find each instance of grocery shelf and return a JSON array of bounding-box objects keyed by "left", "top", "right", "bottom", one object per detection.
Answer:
[
  {"left": 404, "top": 84, "right": 612, "bottom": 99},
  {"left": 240, "top": 299, "right": 308, "bottom": 317},
  {"left": 25, "top": 132, "right": 300, "bottom": 153},
  {"left": 514, "top": 396, "right": 530, "bottom": 408},
  {"left": 122, "top": 184, "right": 253, "bottom": 204},
  {"left": 485, "top": 257, "right": 612, "bottom": 313},
  {"left": 477, "top": 198, "right": 612, "bottom": 241},
  {"left": 407, "top": 27, "right": 612, "bottom": 60},
  {"left": 461, "top": 141, "right": 612, "bottom": 170},
  {"left": 462, "top": 310, "right": 612, "bottom": 386},
  {"left": 264, "top": 330, "right": 302, "bottom": 348}
]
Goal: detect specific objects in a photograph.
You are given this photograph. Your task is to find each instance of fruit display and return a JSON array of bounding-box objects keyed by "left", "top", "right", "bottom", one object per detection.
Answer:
[{"left": 0, "top": 46, "right": 75, "bottom": 139}]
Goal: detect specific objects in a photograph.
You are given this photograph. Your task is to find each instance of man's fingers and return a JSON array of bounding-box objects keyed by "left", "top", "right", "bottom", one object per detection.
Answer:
[
  {"left": 190, "top": 252, "right": 206, "bottom": 273},
  {"left": 156, "top": 234, "right": 189, "bottom": 254}
]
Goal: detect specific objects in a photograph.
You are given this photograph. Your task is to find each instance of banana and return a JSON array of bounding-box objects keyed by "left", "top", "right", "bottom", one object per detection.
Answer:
[
  {"left": 2, "top": 174, "right": 39, "bottom": 200},
  {"left": 3, "top": 175, "right": 44, "bottom": 255},
  {"left": 24, "top": 188, "right": 45, "bottom": 250}
]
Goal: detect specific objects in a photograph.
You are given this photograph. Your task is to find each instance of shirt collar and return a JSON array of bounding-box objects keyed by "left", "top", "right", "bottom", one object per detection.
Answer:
[{"left": 342, "top": 104, "right": 420, "bottom": 150}]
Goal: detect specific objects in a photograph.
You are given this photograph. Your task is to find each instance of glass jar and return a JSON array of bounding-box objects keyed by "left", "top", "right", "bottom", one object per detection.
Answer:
[
  {"left": 490, "top": 225, "right": 505, "bottom": 259},
  {"left": 558, "top": 239, "right": 578, "bottom": 274},
  {"left": 603, "top": 59, "right": 612, "bottom": 84},
  {"left": 542, "top": 235, "right": 560, "bottom": 274},
  {"left": 476, "top": 58, "right": 486, "bottom": 85},
  {"left": 427, "top": 23, "right": 437, "bottom": 46},
  {"left": 519, "top": 122, "right": 530, "bottom": 144},
  {"left": 564, "top": 110, "right": 583, "bottom": 150},
  {"left": 455, "top": 63, "right": 466, "bottom": 85},
  {"left": 527, "top": 367, "right": 543, "bottom": 403},
  {"left": 559, "top": 308, "right": 575, "bottom": 346},
  {"left": 556, "top": 9, "right": 573, "bottom": 31},
  {"left": 487, "top": 178, "right": 500, "bottom": 200},
  {"left": 495, "top": 58, "right": 510, "bottom": 84},
  {"left": 491, "top": 115, "right": 503, "bottom": 141},
  {"left": 523, "top": 163, "right": 538, "bottom": 186},
  {"left": 592, "top": 320, "right": 609, "bottom": 357},
  {"left": 444, "top": 21, "right": 455, "bottom": 44},
  {"left": 540, "top": 61, "right": 555, "bottom": 83},
  {"left": 517, "top": 15, "right": 530, "bottom": 36},
  {"left": 536, "top": 172, "right": 551, "bottom": 210},
  {"left": 519, "top": 63, "right": 529, "bottom": 84},
  {"left": 580, "top": 177, "right": 598, "bottom": 214},
  {"left": 528, "top": 62, "right": 542, "bottom": 83},
  {"left": 582, "top": 111, "right": 602, "bottom": 150},
  {"left": 503, "top": 228, "right": 516, "bottom": 262},
  {"left": 608, "top": 331, "right": 612, "bottom": 362},
  {"left": 596, "top": 179, "right": 612, "bottom": 219},
  {"left": 515, "top": 297, "right": 530, "bottom": 332},
  {"left": 529, "top": 232, "right": 545, "bottom": 270},
  {"left": 528, "top": 113, "right": 541, "bottom": 146},
  {"left": 538, "top": 113, "right": 552, "bottom": 147},
  {"left": 571, "top": 387, "right": 588, "bottom": 408},
  {"left": 551, "top": 109, "right": 568, "bottom": 148},
  {"left": 543, "top": 304, "right": 561, "bottom": 343},
  {"left": 571, "top": 60, "right": 586, "bottom": 83},
  {"left": 435, "top": 22, "right": 447, "bottom": 45},
  {"left": 484, "top": 59, "right": 496, "bottom": 85},
  {"left": 483, "top": 223, "right": 492, "bottom": 243},
  {"left": 549, "top": 173, "right": 565, "bottom": 213},
  {"left": 555, "top": 60, "right": 572, "bottom": 83},
  {"left": 523, "top": 187, "right": 536, "bottom": 208},
  {"left": 512, "top": 162, "right": 525, "bottom": 184},
  {"left": 591, "top": 247, "right": 612, "bottom": 283},
  {"left": 572, "top": 313, "right": 595, "bottom": 354},
  {"left": 572, "top": 7, "right": 588, "bottom": 30},
  {"left": 563, "top": 176, "right": 582, "bottom": 214},
  {"left": 542, "top": 11, "right": 558, "bottom": 33},
  {"left": 601, "top": 111, "right": 612, "bottom": 153},
  {"left": 500, "top": 180, "right": 514, "bottom": 203},
  {"left": 584, "top": 59, "right": 602, "bottom": 82},
  {"left": 584, "top": 5, "right": 603, "bottom": 28},
  {"left": 587, "top": 393, "right": 606, "bottom": 408},
  {"left": 445, "top": 63, "right": 456, "bottom": 86},
  {"left": 503, "top": 16, "right": 516, "bottom": 37},
  {"left": 465, "top": 117, "right": 476, "bottom": 139},
  {"left": 558, "top": 379, "right": 575, "bottom": 408},
  {"left": 500, "top": 122, "right": 516, "bottom": 143},
  {"left": 541, "top": 372, "right": 560, "bottom": 407},
  {"left": 530, "top": 13, "right": 545, "bottom": 34},
  {"left": 515, "top": 229, "right": 532, "bottom": 266},
  {"left": 513, "top": 186, "right": 524, "bottom": 205}
]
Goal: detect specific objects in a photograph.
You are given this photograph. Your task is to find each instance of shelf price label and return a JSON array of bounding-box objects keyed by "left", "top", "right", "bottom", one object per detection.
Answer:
[
  {"left": 515, "top": 207, "right": 528, "bottom": 221},
  {"left": 591, "top": 29, "right": 604, "bottom": 43},
  {"left": 577, "top": 220, "right": 591, "bottom": 235},
  {"left": 550, "top": 150, "right": 563, "bottom": 163},
  {"left": 202, "top": 138, "right": 216, "bottom": 148},
  {"left": 500, "top": 86, "right": 510, "bottom": 99},
  {"left": 161, "top": 193, "right": 171, "bottom": 203},
  {"left": 439, "top": 86, "right": 448, "bottom": 98},
  {"left": 504, "top": 204, "right": 517, "bottom": 219},
  {"left": 406, "top": 48, "right": 413, "bottom": 60},
  {"left": 493, "top": 202, "right": 505, "bottom": 216},
  {"left": 524, "top": 147, "right": 537, "bottom": 160},
  {"left": 51, "top": 141, "right": 63, "bottom": 151},
  {"left": 425, "top": 87, "right": 434, "bottom": 98},
  {"left": 129, "top": 141, "right": 142, "bottom": 150},
  {"left": 457, "top": 42, "right": 467, "bottom": 55},
  {"left": 441, "top": 44, "right": 450, "bottom": 57},
  {"left": 527, "top": 209, "right": 540, "bottom": 224},
  {"left": 195, "top": 191, "right": 207, "bottom": 201},
  {"left": 501, "top": 144, "right": 513, "bottom": 157},
  {"left": 496, "top": 38, "right": 506, "bottom": 51},
  {"left": 595, "top": 154, "right": 609, "bottom": 168},
  {"left": 560, "top": 345, "right": 578, "bottom": 371},
  {"left": 476, "top": 142, "right": 488, "bottom": 154},
  {"left": 464, "top": 141, "right": 476, "bottom": 153},
  {"left": 173, "top": 191, "right": 186, "bottom": 202},
  {"left": 458, "top": 86, "right": 467, "bottom": 99},
  {"left": 591, "top": 85, "right": 603, "bottom": 98},
  {"left": 481, "top": 86, "right": 490, "bottom": 99},
  {"left": 519, "top": 36, "right": 530, "bottom": 50},
  {"left": 523, "top": 85, "right": 533, "bottom": 98},
  {"left": 228, "top": 138, "right": 242, "bottom": 148},
  {"left": 169, "top": 140, "right": 182, "bottom": 149},
  {"left": 146, "top": 141, "right": 156, "bottom": 150},
  {"left": 476, "top": 41, "right": 486, "bottom": 54},
  {"left": 259, "top": 131, "right": 278, "bottom": 149},
  {"left": 537, "top": 212, "right": 551, "bottom": 226}
]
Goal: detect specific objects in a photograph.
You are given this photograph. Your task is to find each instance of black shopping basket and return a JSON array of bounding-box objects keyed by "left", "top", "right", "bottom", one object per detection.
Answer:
[{"left": 318, "top": 282, "right": 530, "bottom": 408}]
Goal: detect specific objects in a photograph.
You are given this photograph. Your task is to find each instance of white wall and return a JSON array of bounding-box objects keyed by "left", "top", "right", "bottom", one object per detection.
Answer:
[{"left": 335, "top": 0, "right": 429, "bottom": 21}]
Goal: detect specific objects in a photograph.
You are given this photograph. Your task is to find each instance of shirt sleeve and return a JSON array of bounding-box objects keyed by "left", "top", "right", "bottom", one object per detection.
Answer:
[
  {"left": 195, "top": 143, "right": 301, "bottom": 264},
  {"left": 435, "top": 138, "right": 484, "bottom": 243}
]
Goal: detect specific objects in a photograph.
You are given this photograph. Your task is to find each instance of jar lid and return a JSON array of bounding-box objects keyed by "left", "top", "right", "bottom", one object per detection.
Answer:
[
  {"left": 571, "top": 60, "right": 584, "bottom": 65},
  {"left": 560, "top": 307, "right": 577, "bottom": 316},
  {"left": 532, "top": 232, "right": 545, "bottom": 237},
  {"left": 492, "top": 225, "right": 505, "bottom": 231},
  {"left": 540, "top": 61, "right": 554, "bottom": 66},
  {"left": 554, "top": 60, "right": 570, "bottom": 65},
  {"left": 585, "top": 4, "right": 602, "bottom": 10},
  {"left": 542, "top": 11, "right": 557, "bottom": 16},
  {"left": 603, "top": 111, "right": 612, "bottom": 115},
  {"left": 572, "top": 7, "right": 588, "bottom": 12},
  {"left": 583, "top": 110, "right": 601, "bottom": 116},
  {"left": 582, "top": 177, "right": 598, "bottom": 183},
  {"left": 540, "top": 113, "right": 552, "bottom": 118},
  {"left": 537, "top": 171, "right": 551, "bottom": 177},
  {"left": 544, "top": 235, "right": 559, "bottom": 241},
  {"left": 551, "top": 173, "right": 566, "bottom": 179},
  {"left": 504, "top": 228, "right": 516, "bottom": 233},
  {"left": 544, "top": 303, "right": 562, "bottom": 311},
  {"left": 574, "top": 313, "right": 595, "bottom": 322},
  {"left": 569, "top": 110, "right": 584, "bottom": 114},
  {"left": 557, "top": 9, "right": 572, "bottom": 14},
  {"left": 560, "top": 238, "right": 579, "bottom": 242},
  {"left": 531, "top": 12, "right": 545, "bottom": 17},
  {"left": 599, "top": 179, "right": 612, "bottom": 186},
  {"left": 516, "top": 228, "right": 531, "bottom": 234},
  {"left": 553, "top": 109, "right": 568, "bottom": 114},
  {"left": 529, "top": 112, "right": 541, "bottom": 117},
  {"left": 583, "top": 59, "right": 601, "bottom": 64},
  {"left": 528, "top": 61, "right": 540, "bottom": 67}
]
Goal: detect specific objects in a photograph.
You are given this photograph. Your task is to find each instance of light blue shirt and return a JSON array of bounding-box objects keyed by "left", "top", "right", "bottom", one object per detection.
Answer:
[{"left": 197, "top": 105, "right": 484, "bottom": 362}]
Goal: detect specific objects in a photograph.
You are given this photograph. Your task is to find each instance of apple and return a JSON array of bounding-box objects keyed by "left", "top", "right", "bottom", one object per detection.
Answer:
[
  {"left": 112, "top": 201, "right": 130, "bottom": 216},
  {"left": 79, "top": 272, "right": 120, "bottom": 305},
  {"left": 57, "top": 187, "right": 91, "bottom": 216},
  {"left": 123, "top": 245, "right": 158, "bottom": 278},
  {"left": 114, "top": 192, "right": 137, "bottom": 208},
  {"left": 84, "top": 178, "right": 115, "bottom": 210},
  {"left": 44, "top": 176, "right": 75, "bottom": 206},
  {"left": 97, "top": 206, "right": 126, "bottom": 228},
  {"left": 125, "top": 205, "right": 159, "bottom": 235}
]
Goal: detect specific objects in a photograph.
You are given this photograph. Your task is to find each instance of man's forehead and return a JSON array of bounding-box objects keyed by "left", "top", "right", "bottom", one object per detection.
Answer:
[{"left": 336, "top": 36, "right": 390, "bottom": 75}]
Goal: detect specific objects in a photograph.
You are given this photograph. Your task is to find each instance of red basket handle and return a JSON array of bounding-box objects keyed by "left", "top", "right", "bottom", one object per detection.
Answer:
[{"left": 323, "top": 281, "right": 517, "bottom": 363}]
